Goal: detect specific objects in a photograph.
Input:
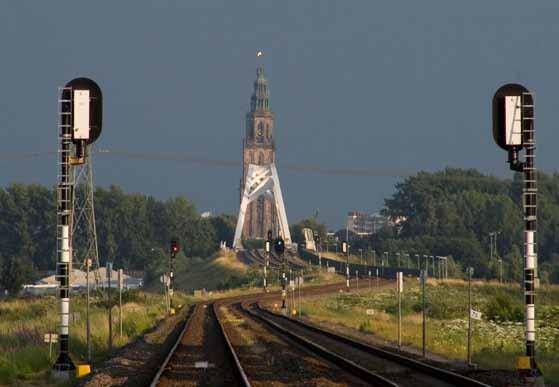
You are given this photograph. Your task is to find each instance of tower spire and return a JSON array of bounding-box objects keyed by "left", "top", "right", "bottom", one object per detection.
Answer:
[{"left": 251, "top": 65, "right": 270, "bottom": 112}]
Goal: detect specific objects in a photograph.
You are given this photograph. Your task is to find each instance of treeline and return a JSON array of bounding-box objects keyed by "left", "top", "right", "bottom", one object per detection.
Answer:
[
  {"left": 0, "top": 184, "right": 236, "bottom": 291},
  {"left": 367, "top": 168, "right": 559, "bottom": 282}
]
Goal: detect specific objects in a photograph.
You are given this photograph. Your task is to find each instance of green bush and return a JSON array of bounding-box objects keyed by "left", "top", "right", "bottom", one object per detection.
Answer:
[{"left": 484, "top": 292, "right": 523, "bottom": 322}]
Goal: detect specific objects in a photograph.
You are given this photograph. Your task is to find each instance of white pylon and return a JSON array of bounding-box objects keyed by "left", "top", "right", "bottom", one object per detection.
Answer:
[{"left": 233, "top": 163, "right": 291, "bottom": 249}]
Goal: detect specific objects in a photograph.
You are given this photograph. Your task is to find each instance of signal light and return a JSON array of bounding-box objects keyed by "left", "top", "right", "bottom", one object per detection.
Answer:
[
  {"left": 170, "top": 240, "right": 179, "bottom": 255},
  {"left": 274, "top": 238, "right": 285, "bottom": 254}
]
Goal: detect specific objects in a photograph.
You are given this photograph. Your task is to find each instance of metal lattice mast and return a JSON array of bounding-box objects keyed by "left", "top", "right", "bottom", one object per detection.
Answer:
[{"left": 72, "top": 147, "right": 102, "bottom": 287}]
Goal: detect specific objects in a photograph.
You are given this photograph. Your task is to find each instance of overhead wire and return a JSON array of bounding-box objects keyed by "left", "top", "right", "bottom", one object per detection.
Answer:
[{"left": 1, "top": 148, "right": 499, "bottom": 181}]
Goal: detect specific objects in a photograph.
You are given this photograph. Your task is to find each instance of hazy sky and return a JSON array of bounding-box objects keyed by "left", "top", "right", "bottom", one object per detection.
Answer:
[{"left": 1, "top": 1, "right": 559, "bottom": 228}]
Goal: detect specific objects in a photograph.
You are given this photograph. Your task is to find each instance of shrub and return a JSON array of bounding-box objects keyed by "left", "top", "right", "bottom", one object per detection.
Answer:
[{"left": 484, "top": 292, "right": 523, "bottom": 322}]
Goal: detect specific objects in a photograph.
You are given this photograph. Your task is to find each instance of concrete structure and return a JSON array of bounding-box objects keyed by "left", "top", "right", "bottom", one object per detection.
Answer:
[
  {"left": 233, "top": 164, "right": 291, "bottom": 249},
  {"left": 346, "top": 211, "right": 392, "bottom": 236},
  {"left": 302, "top": 228, "right": 316, "bottom": 251},
  {"left": 23, "top": 267, "right": 142, "bottom": 295},
  {"left": 240, "top": 66, "right": 277, "bottom": 239}
]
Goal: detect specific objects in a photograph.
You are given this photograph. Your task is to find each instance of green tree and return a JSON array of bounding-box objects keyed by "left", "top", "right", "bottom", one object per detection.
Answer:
[{"left": 1, "top": 255, "right": 32, "bottom": 295}]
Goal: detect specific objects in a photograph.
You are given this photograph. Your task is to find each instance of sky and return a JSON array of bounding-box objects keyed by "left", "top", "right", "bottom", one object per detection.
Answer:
[{"left": 1, "top": 1, "right": 559, "bottom": 229}]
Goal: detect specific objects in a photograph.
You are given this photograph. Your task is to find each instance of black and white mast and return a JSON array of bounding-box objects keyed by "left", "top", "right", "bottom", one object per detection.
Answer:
[
  {"left": 53, "top": 78, "right": 102, "bottom": 380},
  {"left": 492, "top": 84, "right": 540, "bottom": 377}
]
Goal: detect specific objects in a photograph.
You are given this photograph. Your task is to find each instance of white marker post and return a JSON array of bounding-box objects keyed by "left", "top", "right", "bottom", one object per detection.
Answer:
[
  {"left": 397, "top": 272, "right": 403, "bottom": 350},
  {"left": 118, "top": 268, "right": 123, "bottom": 338},
  {"left": 342, "top": 241, "right": 349, "bottom": 291}
]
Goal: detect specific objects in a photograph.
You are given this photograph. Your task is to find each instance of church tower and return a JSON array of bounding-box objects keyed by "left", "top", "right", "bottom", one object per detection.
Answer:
[{"left": 241, "top": 66, "right": 276, "bottom": 239}]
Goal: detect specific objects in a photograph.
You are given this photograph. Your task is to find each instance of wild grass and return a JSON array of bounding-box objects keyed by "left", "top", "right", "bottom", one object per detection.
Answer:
[
  {"left": 299, "top": 279, "right": 559, "bottom": 384},
  {"left": 0, "top": 290, "right": 190, "bottom": 386}
]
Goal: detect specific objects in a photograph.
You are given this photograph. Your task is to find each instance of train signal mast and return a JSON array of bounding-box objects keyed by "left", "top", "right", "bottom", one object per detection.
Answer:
[
  {"left": 275, "top": 237, "right": 287, "bottom": 314},
  {"left": 169, "top": 240, "right": 179, "bottom": 314},
  {"left": 53, "top": 78, "right": 103, "bottom": 380},
  {"left": 491, "top": 83, "right": 541, "bottom": 378},
  {"left": 264, "top": 230, "right": 272, "bottom": 292},
  {"left": 342, "top": 241, "right": 349, "bottom": 291}
]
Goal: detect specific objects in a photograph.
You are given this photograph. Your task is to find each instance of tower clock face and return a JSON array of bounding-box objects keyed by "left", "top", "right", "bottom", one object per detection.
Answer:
[{"left": 256, "top": 122, "right": 264, "bottom": 140}]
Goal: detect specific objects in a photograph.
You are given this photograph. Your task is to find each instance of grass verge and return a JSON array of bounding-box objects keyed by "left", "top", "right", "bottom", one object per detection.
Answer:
[{"left": 298, "top": 279, "right": 559, "bottom": 384}]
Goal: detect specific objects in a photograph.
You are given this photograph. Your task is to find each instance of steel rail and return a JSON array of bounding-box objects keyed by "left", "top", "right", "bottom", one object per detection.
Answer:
[
  {"left": 255, "top": 303, "right": 492, "bottom": 387},
  {"left": 149, "top": 304, "right": 196, "bottom": 387},
  {"left": 212, "top": 302, "right": 252, "bottom": 387},
  {"left": 239, "top": 302, "right": 398, "bottom": 387}
]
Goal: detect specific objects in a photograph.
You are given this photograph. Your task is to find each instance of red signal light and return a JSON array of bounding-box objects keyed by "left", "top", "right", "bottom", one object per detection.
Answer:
[{"left": 170, "top": 240, "right": 179, "bottom": 255}]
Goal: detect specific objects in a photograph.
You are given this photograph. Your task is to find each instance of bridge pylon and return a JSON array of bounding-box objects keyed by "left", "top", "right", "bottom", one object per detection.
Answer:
[{"left": 233, "top": 163, "right": 291, "bottom": 249}]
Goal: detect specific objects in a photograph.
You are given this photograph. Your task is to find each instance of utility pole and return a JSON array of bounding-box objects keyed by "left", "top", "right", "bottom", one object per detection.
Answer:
[
  {"left": 342, "top": 241, "right": 349, "bottom": 291},
  {"left": 118, "top": 269, "right": 123, "bottom": 339},
  {"left": 107, "top": 263, "right": 113, "bottom": 352},
  {"left": 489, "top": 232, "right": 494, "bottom": 262},
  {"left": 355, "top": 270, "right": 359, "bottom": 290},
  {"left": 86, "top": 258, "right": 91, "bottom": 363},
  {"left": 492, "top": 84, "right": 540, "bottom": 377},
  {"left": 298, "top": 270, "right": 302, "bottom": 317},
  {"left": 316, "top": 231, "right": 322, "bottom": 269},
  {"left": 383, "top": 252, "right": 388, "bottom": 275},
  {"left": 467, "top": 267, "right": 474, "bottom": 367},
  {"left": 421, "top": 268, "right": 427, "bottom": 358},
  {"left": 397, "top": 272, "right": 403, "bottom": 350}
]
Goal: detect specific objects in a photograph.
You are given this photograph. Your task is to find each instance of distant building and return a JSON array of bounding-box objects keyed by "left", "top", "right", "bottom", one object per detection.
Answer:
[
  {"left": 240, "top": 66, "right": 277, "bottom": 239},
  {"left": 23, "top": 267, "right": 143, "bottom": 296},
  {"left": 346, "top": 211, "right": 393, "bottom": 236}
]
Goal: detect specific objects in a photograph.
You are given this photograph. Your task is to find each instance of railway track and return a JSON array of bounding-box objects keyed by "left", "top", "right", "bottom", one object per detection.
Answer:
[
  {"left": 247, "top": 302, "right": 492, "bottom": 387},
  {"left": 151, "top": 303, "right": 250, "bottom": 387},
  {"left": 151, "top": 281, "right": 490, "bottom": 386},
  {"left": 237, "top": 249, "right": 307, "bottom": 271}
]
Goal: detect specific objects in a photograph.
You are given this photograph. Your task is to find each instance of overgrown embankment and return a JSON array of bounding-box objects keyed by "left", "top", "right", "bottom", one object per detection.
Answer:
[
  {"left": 298, "top": 280, "right": 559, "bottom": 384},
  {"left": 0, "top": 290, "right": 190, "bottom": 386}
]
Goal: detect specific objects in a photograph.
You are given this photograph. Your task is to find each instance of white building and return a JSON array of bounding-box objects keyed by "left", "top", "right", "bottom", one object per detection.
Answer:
[{"left": 23, "top": 267, "right": 143, "bottom": 296}]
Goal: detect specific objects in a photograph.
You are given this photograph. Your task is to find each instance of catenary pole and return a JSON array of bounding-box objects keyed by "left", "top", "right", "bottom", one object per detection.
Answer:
[{"left": 467, "top": 267, "right": 473, "bottom": 367}]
